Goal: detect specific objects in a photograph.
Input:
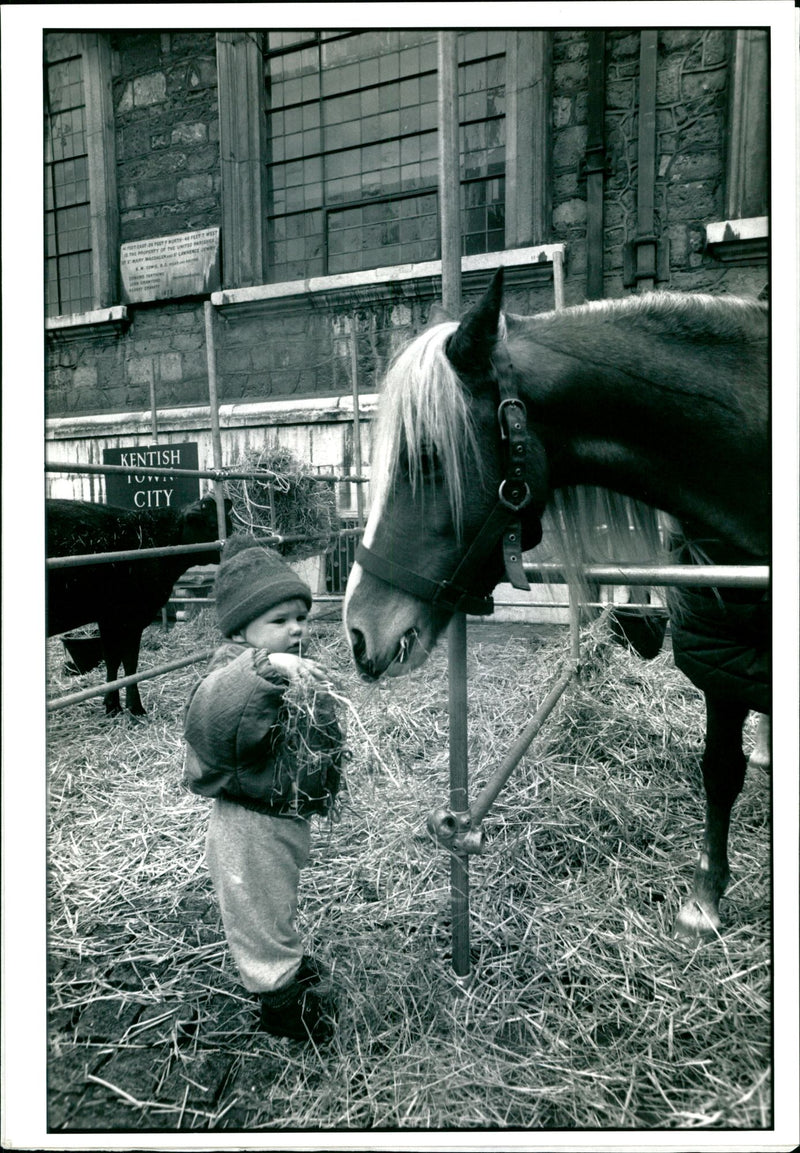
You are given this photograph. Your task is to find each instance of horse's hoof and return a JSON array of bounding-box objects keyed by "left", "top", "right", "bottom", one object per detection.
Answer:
[
  {"left": 748, "top": 749, "right": 771, "bottom": 771},
  {"left": 674, "top": 901, "right": 721, "bottom": 940}
]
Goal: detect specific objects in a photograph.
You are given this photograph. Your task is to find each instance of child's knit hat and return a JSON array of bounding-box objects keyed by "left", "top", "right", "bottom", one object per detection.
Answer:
[{"left": 215, "top": 533, "right": 312, "bottom": 637}]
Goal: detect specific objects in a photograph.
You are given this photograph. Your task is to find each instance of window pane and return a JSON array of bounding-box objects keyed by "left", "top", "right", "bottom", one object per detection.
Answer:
[
  {"left": 45, "top": 32, "right": 82, "bottom": 63},
  {"left": 48, "top": 107, "right": 87, "bottom": 162},
  {"left": 47, "top": 56, "right": 83, "bottom": 112},
  {"left": 267, "top": 31, "right": 316, "bottom": 52}
]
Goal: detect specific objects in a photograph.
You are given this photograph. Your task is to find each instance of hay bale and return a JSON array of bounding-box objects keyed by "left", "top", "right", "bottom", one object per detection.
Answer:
[{"left": 226, "top": 445, "right": 337, "bottom": 560}]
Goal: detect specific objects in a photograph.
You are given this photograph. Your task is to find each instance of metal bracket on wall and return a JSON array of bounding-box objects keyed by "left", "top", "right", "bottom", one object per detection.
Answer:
[
  {"left": 577, "top": 146, "right": 612, "bottom": 182},
  {"left": 622, "top": 235, "right": 671, "bottom": 288}
]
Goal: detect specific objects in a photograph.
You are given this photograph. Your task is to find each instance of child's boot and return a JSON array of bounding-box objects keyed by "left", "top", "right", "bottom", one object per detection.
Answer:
[
  {"left": 258, "top": 980, "right": 334, "bottom": 1043},
  {"left": 295, "top": 953, "right": 324, "bottom": 987}
]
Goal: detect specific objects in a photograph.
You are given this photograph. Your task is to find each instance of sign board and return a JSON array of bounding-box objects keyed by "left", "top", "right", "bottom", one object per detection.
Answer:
[
  {"left": 103, "top": 443, "right": 200, "bottom": 510},
  {"left": 120, "top": 228, "right": 220, "bottom": 304}
]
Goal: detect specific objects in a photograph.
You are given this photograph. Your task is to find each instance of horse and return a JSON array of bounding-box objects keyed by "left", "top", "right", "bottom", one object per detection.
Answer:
[{"left": 344, "top": 269, "right": 769, "bottom": 939}]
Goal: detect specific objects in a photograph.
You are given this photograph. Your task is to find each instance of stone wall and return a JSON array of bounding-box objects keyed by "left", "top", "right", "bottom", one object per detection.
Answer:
[
  {"left": 112, "top": 31, "right": 220, "bottom": 243},
  {"left": 550, "top": 28, "right": 762, "bottom": 302}
]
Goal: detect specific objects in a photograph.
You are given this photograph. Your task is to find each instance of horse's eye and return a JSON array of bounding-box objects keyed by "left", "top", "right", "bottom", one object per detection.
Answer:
[
  {"left": 419, "top": 448, "right": 440, "bottom": 478},
  {"left": 400, "top": 445, "right": 441, "bottom": 482}
]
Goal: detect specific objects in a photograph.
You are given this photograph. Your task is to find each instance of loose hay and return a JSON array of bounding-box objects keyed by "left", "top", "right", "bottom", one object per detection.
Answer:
[{"left": 46, "top": 610, "right": 771, "bottom": 1131}]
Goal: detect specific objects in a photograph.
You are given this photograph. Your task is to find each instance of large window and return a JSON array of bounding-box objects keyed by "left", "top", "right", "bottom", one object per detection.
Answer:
[
  {"left": 263, "top": 30, "right": 507, "bottom": 281},
  {"left": 45, "top": 34, "right": 94, "bottom": 315},
  {"left": 44, "top": 32, "right": 118, "bottom": 320}
]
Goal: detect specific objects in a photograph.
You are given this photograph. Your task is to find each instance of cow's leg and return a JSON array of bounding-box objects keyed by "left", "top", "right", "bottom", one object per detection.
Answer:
[
  {"left": 121, "top": 630, "right": 146, "bottom": 716},
  {"left": 748, "top": 712, "right": 771, "bottom": 771},
  {"left": 101, "top": 631, "right": 123, "bottom": 716},
  {"left": 675, "top": 694, "right": 748, "bottom": 938}
]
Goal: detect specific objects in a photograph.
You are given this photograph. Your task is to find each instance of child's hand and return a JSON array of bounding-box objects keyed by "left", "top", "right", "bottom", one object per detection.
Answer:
[{"left": 254, "top": 651, "right": 331, "bottom": 685}]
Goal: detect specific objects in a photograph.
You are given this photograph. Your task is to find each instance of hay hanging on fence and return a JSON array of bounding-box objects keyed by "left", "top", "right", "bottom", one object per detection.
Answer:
[{"left": 226, "top": 445, "right": 337, "bottom": 560}]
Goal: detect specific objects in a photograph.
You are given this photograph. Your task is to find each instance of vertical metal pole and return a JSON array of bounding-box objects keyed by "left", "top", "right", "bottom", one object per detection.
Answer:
[
  {"left": 552, "top": 247, "right": 565, "bottom": 312},
  {"left": 203, "top": 302, "right": 229, "bottom": 543},
  {"left": 349, "top": 315, "right": 365, "bottom": 527},
  {"left": 447, "top": 612, "right": 470, "bottom": 980},
  {"left": 148, "top": 376, "right": 159, "bottom": 441},
  {"left": 149, "top": 361, "right": 169, "bottom": 629},
  {"left": 438, "top": 33, "right": 462, "bottom": 319},
  {"left": 438, "top": 31, "right": 470, "bottom": 982}
]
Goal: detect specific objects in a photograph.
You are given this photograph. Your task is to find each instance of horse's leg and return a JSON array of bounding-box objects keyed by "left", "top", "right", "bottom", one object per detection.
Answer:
[
  {"left": 100, "top": 629, "right": 123, "bottom": 716},
  {"left": 675, "top": 693, "right": 748, "bottom": 938},
  {"left": 121, "top": 629, "right": 146, "bottom": 716},
  {"left": 748, "top": 712, "right": 771, "bottom": 771}
]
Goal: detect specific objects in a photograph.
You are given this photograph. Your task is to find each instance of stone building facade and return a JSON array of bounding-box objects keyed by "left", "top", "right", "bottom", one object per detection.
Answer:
[{"left": 45, "top": 27, "right": 768, "bottom": 515}]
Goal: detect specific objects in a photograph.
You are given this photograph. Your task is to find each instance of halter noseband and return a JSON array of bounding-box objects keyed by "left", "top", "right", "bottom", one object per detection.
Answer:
[{"left": 355, "top": 339, "right": 543, "bottom": 617}]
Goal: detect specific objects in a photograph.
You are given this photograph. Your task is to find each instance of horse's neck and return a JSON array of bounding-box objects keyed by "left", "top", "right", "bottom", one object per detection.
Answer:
[{"left": 507, "top": 310, "right": 769, "bottom": 558}]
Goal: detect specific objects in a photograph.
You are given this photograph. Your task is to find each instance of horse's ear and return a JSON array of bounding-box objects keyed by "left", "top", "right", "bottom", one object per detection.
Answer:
[{"left": 445, "top": 267, "right": 504, "bottom": 376}]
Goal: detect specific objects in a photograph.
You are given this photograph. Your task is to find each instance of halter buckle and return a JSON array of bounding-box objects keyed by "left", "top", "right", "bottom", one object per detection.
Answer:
[
  {"left": 497, "top": 396, "right": 527, "bottom": 439},
  {"left": 498, "top": 479, "right": 532, "bottom": 512}
]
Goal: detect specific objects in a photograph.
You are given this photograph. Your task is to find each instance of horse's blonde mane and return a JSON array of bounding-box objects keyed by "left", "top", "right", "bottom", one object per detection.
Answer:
[
  {"left": 540, "top": 488, "right": 669, "bottom": 611},
  {"left": 372, "top": 321, "right": 480, "bottom": 539}
]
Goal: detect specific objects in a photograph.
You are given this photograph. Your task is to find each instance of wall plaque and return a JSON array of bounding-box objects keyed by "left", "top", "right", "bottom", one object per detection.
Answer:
[
  {"left": 120, "top": 229, "right": 220, "bottom": 304},
  {"left": 103, "top": 443, "right": 200, "bottom": 510}
]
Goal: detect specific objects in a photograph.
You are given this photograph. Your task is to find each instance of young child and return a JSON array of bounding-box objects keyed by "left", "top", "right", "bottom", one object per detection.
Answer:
[{"left": 183, "top": 534, "right": 344, "bottom": 1043}]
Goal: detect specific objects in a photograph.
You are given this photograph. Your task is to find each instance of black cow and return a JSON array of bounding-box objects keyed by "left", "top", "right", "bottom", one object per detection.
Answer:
[{"left": 47, "top": 494, "right": 230, "bottom": 715}]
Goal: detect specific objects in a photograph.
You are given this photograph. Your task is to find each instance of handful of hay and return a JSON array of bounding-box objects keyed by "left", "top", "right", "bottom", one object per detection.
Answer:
[
  {"left": 271, "top": 673, "right": 350, "bottom": 819},
  {"left": 227, "top": 445, "right": 337, "bottom": 560}
]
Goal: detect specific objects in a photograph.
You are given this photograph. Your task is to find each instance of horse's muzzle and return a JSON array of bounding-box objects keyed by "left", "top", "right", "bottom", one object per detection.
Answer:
[{"left": 349, "top": 625, "right": 422, "bottom": 681}]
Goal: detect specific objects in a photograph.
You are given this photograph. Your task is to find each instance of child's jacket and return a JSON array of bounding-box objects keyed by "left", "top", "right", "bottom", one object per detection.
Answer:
[{"left": 183, "top": 641, "right": 343, "bottom": 818}]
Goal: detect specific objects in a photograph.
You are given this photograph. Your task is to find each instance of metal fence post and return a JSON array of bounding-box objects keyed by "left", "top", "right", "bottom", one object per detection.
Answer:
[
  {"left": 438, "top": 30, "right": 471, "bottom": 982},
  {"left": 350, "top": 315, "right": 365, "bottom": 527},
  {"left": 203, "top": 301, "right": 230, "bottom": 543}
]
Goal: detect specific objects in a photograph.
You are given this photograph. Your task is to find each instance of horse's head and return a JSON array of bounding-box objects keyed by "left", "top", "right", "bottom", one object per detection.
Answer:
[{"left": 345, "top": 270, "right": 548, "bottom": 680}]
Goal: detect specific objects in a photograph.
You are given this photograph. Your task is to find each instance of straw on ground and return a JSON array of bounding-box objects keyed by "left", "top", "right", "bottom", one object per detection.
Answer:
[{"left": 46, "top": 610, "right": 771, "bottom": 1131}]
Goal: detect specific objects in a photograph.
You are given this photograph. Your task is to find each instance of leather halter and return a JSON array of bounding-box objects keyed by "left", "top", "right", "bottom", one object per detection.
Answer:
[{"left": 355, "top": 339, "right": 543, "bottom": 616}]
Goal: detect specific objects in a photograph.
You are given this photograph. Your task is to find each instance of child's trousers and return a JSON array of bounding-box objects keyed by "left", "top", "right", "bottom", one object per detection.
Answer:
[{"left": 205, "top": 796, "right": 311, "bottom": 992}]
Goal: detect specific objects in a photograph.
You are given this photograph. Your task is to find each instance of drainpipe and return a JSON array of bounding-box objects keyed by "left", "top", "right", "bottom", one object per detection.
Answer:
[
  {"left": 584, "top": 30, "right": 608, "bottom": 300},
  {"left": 624, "top": 30, "right": 669, "bottom": 291}
]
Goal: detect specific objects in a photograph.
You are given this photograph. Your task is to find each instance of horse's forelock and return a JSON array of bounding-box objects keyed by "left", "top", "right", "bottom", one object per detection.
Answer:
[{"left": 372, "top": 321, "right": 481, "bottom": 539}]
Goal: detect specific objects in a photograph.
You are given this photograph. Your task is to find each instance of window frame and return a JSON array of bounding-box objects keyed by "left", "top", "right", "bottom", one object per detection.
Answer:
[{"left": 216, "top": 29, "right": 551, "bottom": 290}]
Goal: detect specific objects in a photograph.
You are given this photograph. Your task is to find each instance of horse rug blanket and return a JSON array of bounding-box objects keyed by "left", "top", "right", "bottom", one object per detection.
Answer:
[{"left": 669, "top": 585, "right": 770, "bottom": 715}]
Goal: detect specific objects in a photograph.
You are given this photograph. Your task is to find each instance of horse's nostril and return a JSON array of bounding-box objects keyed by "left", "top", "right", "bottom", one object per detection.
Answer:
[{"left": 350, "top": 627, "right": 366, "bottom": 661}]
